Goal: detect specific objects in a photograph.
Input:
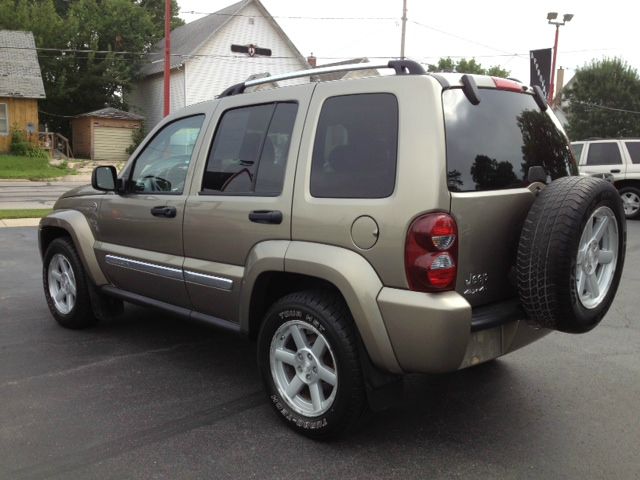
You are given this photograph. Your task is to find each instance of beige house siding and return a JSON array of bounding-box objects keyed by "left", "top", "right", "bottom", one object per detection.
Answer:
[{"left": 0, "top": 97, "right": 39, "bottom": 153}]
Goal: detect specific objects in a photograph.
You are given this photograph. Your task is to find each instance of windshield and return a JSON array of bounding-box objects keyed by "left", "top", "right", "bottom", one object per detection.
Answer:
[{"left": 443, "top": 88, "right": 578, "bottom": 192}]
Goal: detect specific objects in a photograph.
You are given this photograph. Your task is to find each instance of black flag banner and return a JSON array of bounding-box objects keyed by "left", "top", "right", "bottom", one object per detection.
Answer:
[{"left": 529, "top": 48, "right": 552, "bottom": 98}]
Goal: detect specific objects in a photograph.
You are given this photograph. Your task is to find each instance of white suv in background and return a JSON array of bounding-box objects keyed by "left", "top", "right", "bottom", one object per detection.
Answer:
[{"left": 573, "top": 139, "right": 640, "bottom": 219}]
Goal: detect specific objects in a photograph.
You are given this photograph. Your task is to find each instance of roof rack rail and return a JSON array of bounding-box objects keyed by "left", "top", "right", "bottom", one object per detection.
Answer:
[{"left": 218, "top": 59, "right": 426, "bottom": 98}]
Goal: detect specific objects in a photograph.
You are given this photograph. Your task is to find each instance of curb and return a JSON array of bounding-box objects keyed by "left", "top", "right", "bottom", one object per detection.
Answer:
[{"left": 0, "top": 218, "right": 41, "bottom": 228}]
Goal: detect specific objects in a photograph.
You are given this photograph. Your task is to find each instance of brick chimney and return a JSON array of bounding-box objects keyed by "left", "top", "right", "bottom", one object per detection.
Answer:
[{"left": 307, "top": 53, "right": 317, "bottom": 68}]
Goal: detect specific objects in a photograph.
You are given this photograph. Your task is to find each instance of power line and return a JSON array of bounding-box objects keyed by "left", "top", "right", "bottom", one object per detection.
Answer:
[
  {"left": 409, "top": 20, "right": 515, "bottom": 55},
  {"left": 180, "top": 10, "right": 396, "bottom": 20},
  {"left": 573, "top": 101, "right": 640, "bottom": 115}
]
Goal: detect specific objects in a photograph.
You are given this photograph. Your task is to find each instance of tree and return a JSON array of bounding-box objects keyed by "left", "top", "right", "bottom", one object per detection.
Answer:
[
  {"left": 427, "top": 57, "right": 510, "bottom": 78},
  {"left": 137, "top": 0, "right": 184, "bottom": 40},
  {"left": 0, "top": 0, "right": 157, "bottom": 136},
  {"left": 564, "top": 58, "right": 640, "bottom": 140}
]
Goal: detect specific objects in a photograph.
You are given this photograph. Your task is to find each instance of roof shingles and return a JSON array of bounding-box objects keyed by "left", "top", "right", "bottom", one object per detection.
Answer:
[{"left": 0, "top": 30, "right": 46, "bottom": 99}]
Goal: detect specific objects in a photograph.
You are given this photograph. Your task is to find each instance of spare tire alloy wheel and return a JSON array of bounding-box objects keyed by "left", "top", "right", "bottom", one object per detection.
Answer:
[
  {"left": 270, "top": 321, "right": 338, "bottom": 417},
  {"left": 517, "top": 176, "right": 626, "bottom": 334},
  {"left": 576, "top": 206, "right": 619, "bottom": 309}
]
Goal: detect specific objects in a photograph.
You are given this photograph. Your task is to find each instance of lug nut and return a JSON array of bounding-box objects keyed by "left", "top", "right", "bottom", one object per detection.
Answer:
[
  {"left": 306, "top": 374, "right": 311, "bottom": 379},
  {"left": 313, "top": 366, "right": 317, "bottom": 373},
  {"left": 307, "top": 353, "right": 312, "bottom": 360}
]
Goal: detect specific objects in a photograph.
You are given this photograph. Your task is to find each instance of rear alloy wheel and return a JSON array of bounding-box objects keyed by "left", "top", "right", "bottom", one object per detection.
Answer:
[
  {"left": 270, "top": 320, "right": 338, "bottom": 418},
  {"left": 257, "top": 290, "right": 366, "bottom": 439},
  {"left": 619, "top": 186, "right": 640, "bottom": 220}
]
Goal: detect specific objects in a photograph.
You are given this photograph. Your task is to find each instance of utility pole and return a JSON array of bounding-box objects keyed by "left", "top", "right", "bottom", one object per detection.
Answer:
[
  {"left": 400, "top": 0, "right": 407, "bottom": 60},
  {"left": 163, "top": 0, "right": 171, "bottom": 117}
]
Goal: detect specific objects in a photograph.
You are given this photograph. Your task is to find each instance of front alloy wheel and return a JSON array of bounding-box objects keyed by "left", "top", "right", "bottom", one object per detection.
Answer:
[{"left": 47, "top": 253, "right": 78, "bottom": 315}]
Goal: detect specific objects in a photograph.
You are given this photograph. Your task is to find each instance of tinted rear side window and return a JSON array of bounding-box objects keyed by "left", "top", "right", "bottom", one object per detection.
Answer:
[
  {"left": 625, "top": 141, "right": 640, "bottom": 164},
  {"left": 202, "top": 102, "right": 297, "bottom": 194},
  {"left": 586, "top": 142, "right": 622, "bottom": 166},
  {"left": 310, "top": 93, "right": 398, "bottom": 198},
  {"left": 443, "top": 89, "right": 577, "bottom": 192}
]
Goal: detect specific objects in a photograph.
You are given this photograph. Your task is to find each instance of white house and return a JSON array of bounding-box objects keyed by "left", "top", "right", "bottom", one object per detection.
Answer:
[{"left": 129, "top": 0, "right": 309, "bottom": 129}]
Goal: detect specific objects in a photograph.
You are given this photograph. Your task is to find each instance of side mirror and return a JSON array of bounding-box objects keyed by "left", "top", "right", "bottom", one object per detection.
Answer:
[{"left": 91, "top": 166, "right": 118, "bottom": 192}]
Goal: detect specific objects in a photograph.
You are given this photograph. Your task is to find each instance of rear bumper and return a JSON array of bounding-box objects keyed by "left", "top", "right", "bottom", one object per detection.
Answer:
[{"left": 376, "top": 288, "right": 549, "bottom": 373}]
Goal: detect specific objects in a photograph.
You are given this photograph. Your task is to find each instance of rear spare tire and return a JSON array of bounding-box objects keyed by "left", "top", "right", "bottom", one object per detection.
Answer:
[{"left": 517, "top": 176, "right": 626, "bottom": 333}]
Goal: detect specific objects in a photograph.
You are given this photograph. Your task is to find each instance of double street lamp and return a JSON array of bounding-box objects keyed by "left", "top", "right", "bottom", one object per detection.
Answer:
[{"left": 547, "top": 12, "right": 574, "bottom": 103}]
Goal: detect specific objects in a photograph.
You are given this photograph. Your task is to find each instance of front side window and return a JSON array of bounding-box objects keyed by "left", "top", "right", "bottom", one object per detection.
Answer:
[
  {"left": 202, "top": 102, "right": 298, "bottom": 195},
  {"left": 130, "top": 115, "right": 204, "bottom": 194},
  {"left": 625, "top": 141, "right": 640, "bottom": 164},
  {"left": 0, "top": 104, "right": 8, "bottom": 134},
  {"left": 310, "top": 93, "right": 398, "bottom": 198},
  {"left": 585, "top": 142, "right": 622, "bottom": 166}
]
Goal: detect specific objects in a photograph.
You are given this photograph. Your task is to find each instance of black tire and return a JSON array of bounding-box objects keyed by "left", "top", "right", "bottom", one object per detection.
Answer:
[
  {"left": 257, "top": 290, "right": 366, "bottom": 439},
  {"left": 517, "top": 176, "right": 626, "bottom": 333},
  {"left": 43, "top": 237, "right": 98, "bottom": 329},
  {"left": 618, "top": 186, "right": 640, "bottom": 220}
]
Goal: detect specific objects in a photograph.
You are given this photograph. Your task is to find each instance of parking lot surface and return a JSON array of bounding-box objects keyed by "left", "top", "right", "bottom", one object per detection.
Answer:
[{"left": 1, "top": 224, "right": 639, "bottom": 479}]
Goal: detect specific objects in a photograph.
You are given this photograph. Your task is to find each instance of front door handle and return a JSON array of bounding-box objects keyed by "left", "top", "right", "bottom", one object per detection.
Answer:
[
  {"left": 151, "top": 206, "right": 177, "bottom": 218},
  {"left": 248, "top": 210, "right": 283, "bottom": 224},
  {"left": 610, "top": 169, "right": 621, "bottom": 173}
]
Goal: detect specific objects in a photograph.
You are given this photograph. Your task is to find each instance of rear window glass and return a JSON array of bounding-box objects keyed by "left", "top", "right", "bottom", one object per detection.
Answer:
[
  {"left": 625, "top": 141, "right": 640, "bottom": 164},
  {"left": 443, "top": 89, "right": 577, "bottom": 192},
  {"left": 586, "top": 142, "right": 622, "bottom": 166},
  {"left": 310, "top": 93, "right": 398, "bottom": 198}
]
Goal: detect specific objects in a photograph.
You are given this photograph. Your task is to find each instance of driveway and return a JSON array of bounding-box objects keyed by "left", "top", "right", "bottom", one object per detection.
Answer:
[{"left": 1, "top": 225, "right": 639, "bottom": 479}]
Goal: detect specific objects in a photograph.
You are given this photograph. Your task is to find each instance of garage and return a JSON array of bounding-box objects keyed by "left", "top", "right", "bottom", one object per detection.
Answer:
[{"left": 71, "top": 107, "right": 143, "bottom": 161}]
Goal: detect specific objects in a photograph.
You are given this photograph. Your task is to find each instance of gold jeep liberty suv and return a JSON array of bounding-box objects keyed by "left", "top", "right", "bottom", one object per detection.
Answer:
[{"left": 39, "top": 60, "right": 627, "bottom": 439}]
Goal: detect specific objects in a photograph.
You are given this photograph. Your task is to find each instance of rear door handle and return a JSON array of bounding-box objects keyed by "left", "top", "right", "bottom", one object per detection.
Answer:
[
  {"left": 150, "top": 206, "right": 177, "bottom": 218},
  {"left": 610, "top": 169, "right": 621, "bottom": 173},
  {"left": 248, "top": 210, "right": 283, "bottom": 224}
]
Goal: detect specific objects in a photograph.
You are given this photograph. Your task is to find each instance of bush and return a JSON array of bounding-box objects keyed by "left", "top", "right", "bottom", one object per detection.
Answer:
[
  {"left": 9, "top": 127, "right": 48, "bottom": 158},
  {"left": 126, "top": 124, "right": 146, "bottom": 155},
  {"left": 10, "top": 129, "right": 29, "bottom": 156}
]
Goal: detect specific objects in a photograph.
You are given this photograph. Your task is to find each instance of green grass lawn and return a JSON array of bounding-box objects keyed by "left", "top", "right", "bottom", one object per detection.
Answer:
[
  {"left": 0, "top": 155, "right": 76, "bottom": 180},
  {"left": 0, "top": 208, "right": 52, "bottom": 219}
]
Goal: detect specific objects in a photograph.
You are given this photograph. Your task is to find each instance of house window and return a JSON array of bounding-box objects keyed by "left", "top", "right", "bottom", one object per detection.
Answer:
[{"left": 0, "top": 104, "right": 8, "bottom": 135}]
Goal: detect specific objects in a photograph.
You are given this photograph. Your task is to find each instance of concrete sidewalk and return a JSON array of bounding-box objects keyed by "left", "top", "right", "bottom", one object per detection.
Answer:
[
  {"left": 0, "top": 179, "right": 89, "bottom": 209},
  {"left": 0, "top": 218, "right": 40, "bottom": 227}
]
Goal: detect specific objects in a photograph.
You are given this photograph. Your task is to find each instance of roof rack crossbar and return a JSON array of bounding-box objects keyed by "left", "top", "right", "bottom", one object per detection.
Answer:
[{"left": 218, "top": 60, "right": 426, "bottom": 97}]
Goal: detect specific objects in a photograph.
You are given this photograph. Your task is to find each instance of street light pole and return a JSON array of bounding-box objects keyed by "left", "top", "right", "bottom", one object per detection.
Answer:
[{"left": 547, "top": 12, "right": 573, "bottom": 104}]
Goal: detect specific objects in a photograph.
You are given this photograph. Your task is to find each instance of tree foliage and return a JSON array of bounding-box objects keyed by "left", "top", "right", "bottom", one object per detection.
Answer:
[
  {"left": 0, "top": 0, "right": 184, "bottom": 135},
  {"left": 564, "top": 57, "right": 640, "bottom": 140},
  {"left": 428, "top": 57, "right": 510, "bottom": 78}
]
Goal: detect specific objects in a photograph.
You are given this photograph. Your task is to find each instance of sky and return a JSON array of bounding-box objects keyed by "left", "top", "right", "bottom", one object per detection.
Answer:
[{"left": 177, "top": 0, "right": 639, "bottom": 86}]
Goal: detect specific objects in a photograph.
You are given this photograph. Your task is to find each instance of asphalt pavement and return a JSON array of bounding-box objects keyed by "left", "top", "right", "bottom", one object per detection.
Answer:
[{"left": 1, "top": 225, "right": 639, "bottom": 479}]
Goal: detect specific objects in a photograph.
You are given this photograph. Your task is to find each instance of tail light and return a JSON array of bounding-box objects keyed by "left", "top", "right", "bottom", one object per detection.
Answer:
[{"left": 405, "top": 213, "right": 458, "bottom": 292}]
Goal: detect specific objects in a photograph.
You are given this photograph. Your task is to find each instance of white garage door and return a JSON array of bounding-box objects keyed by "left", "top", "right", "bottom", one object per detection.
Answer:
[{"left": 93, "top": 127, "right": 134, "bottom": 161}]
